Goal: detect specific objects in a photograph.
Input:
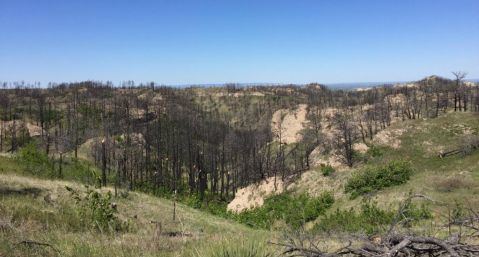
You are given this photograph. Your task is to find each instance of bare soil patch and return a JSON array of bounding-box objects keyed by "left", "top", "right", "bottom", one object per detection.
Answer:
[
  {"left": 271, "top": 104, "right": 308, "bottom": 144},
  {"left": 0, "top": 120, "right": 43, "bottom": 137},
  {"left": 373, "top": 128, "right": 405, "bottom": 148},
  {"left": 227, "top": 177, "right": 283, "bottom": 213}
]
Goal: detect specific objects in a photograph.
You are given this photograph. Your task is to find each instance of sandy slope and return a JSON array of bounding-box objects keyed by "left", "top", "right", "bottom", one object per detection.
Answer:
[
  {"left": 271, "top": 104, "right": 308, "bottom": 144},
  {"left": 0, "top": 120, "right": 43, "bottom": 137},
  {"left": 227, "top": 177, "right": 283, "bottom": 213}
]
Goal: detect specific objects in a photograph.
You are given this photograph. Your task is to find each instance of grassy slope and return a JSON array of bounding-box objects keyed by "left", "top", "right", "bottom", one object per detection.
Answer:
[
  {"left": 362, "top": 112, "right": 479, "bottom": 209},
  {"left": 0, "top": 158, "right": 273, "bottom": 257},
  {"left": 1, "top": 110, "right": 478, "bottom": 255},
  {"left": 292, "top": 112, "right": 479, "bottom": 228},
  {"left": 372, "top": 112, "right": 479, "bottom": 208}
]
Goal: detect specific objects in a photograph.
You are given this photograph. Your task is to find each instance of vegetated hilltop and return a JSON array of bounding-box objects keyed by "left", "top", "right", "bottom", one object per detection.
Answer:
[{"left": 1, "top": 74, "right": 478, "bottom": 255}]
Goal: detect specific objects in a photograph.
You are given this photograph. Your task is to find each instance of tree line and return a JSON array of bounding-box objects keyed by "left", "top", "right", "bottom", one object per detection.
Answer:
[{"left": 0, "top": 72, "right": 477, "bottom": 202}]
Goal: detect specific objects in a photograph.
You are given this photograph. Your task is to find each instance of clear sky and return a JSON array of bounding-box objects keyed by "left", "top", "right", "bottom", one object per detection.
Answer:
[{"left": 1, "top": 0, "right": 478, "bottom": 86}]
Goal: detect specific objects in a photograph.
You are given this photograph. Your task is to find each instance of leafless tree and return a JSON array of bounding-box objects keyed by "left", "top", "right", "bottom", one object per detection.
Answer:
[
  {"left": 333, "top": 109, "right": 358, "bottom": 168},
  {"left": 452, "top": 71, "right": 468, "bottom": 112}
]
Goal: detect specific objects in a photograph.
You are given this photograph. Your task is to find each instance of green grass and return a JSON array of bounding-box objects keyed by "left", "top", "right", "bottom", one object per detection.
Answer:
[
  {"left": 0, "top": 155, "right": 22, "bottom": 174},
  {"left": 0, "top": 163, "right": 273, "bottom": 256},
  {"left": 292, "top": 112, "right": 479, "bottom": 231},
  {"left": 368, "top": 112, "right": 479, "bottom": 209},
  {"left": 1, "top": 112, "right": 478, "bottom": 255}
]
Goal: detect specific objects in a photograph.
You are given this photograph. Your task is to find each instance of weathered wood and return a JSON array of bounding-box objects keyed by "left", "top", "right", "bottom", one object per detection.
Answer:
[
  {"left": 150, "top": 221, "right": 193, "bottom": 239},
  {"left": 439, "top": 148, "right": 462, "bottom": 158},
  {"left": 7, "top": 240, "right": 60, "bottom": 255},
  {"left": 43, "top": 194, "right": 59, "bottom": 208},
  {"left": 269, "top": 195, "right": 479, "bottom": 257}
]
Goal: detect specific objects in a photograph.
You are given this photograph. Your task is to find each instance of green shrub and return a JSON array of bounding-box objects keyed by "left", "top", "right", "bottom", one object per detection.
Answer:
[
  {"left": 315, "top": 198, "right": 431, "bottom": 234},
  {"left": 114, "top": 135, "right": 123, "bottom": 143},
  {"left": 66, "top": 185, "right": 127, "bottom": 233},
  {"left": 304, "top": 192, "right": 335, "bottom": 221},
  {"left": 402, "top": 201, "right": 434, "bottom": 222},
  {"left": 15, "top": 142, "right": 52, "bottom": 176},
  {"left": 236, "top": 192, "right": 334, "bottom": 229},
  {"left": 345, "top": 160, "right": 412, "bottom": 199},
  {"left": 367, "top": 145, "right": 383, "bottom": 157},
  {"left": 315, "top": 201, "right": 395, "bottom": 234},
  {"left": 14, "top": 144, "right": 102, "bottom": 183},
  {"left": 118, "top": 189, "right": 131, "bottom": 199},
  {"left": 451, "top": 200, "right": 465, "bottom": 220},
  {"left": 62, "top": 157, "right": 103, "bottom": 185},
  {"left": 321, "top": 164, "right": 335, "bottom": 176},
  {"left": 362, "top": 145, "right": 383, "bottom": 164}
]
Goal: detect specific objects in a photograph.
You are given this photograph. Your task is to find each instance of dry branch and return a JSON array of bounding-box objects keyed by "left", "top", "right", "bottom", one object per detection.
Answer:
[
  {"left": 5, "top": 240, "right": 60, "bottom": 256},
  {"left": 270, "top": 194, "right": 479, "bottom": 257}
]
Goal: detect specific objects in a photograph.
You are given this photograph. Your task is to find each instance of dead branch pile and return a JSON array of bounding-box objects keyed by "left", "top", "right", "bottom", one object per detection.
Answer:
[{"left": 270, "top": 195, "right": 479, "bottom": 256}]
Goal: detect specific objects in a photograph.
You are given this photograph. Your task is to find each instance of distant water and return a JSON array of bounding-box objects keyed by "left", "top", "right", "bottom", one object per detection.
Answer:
[
  {"left": 323, "top": 81, "right": 412, "bottom": 90},
  {"left": 175, "top": 81, "right": 410, "bottom": 90},
  {"left": 177, "top": 79, "right": 478, "bottom": 91}
]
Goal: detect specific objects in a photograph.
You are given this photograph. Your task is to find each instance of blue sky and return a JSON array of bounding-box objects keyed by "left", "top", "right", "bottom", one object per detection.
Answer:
[{"left": 1, "top": 0, "right": 478, "bottom": 86}]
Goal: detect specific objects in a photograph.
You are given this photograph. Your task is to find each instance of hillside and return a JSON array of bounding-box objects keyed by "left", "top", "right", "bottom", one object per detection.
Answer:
[
  {"left": 290, "top": 111, "right": 479, "bottom": 213},
  {"left": 0, "top": 161, "right": 272, "bottom": 256},
  {"left": 224, "top": 112, "right": 479, "bottom": 230},
  {"left": 1, "top": 77, "right": 479, "bottom": 256},
  {"left": 2, "top": 109, "right": 478, "bottom": 255}
]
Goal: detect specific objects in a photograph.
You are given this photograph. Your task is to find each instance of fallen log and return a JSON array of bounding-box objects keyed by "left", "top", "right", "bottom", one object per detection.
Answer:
[
  {"left": 439, "top": 148, "right": 462, "bottom": 158},
  {"left": 150, "top": 221, "right": 193, "bottom": 238},
  {"left": 6, "top": 240, "right": 60, "bottom": 255},
  {"left": 269, "top": 195, "right": 479, "bottom": 257}
]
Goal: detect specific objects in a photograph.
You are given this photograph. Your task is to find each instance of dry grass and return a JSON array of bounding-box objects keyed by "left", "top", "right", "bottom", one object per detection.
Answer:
[
  {"left": 434, "top": 176, "right": 472, "bottom": 192},
  {"left": 0, "top": 173, "right": 272, "bottom": 256},
  {"left": 291, "top": 112, "right": 479, "bottom": 226}
]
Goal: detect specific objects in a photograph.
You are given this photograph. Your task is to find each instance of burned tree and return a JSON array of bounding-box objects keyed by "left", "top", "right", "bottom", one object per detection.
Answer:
[
  {"left": 333, "top": 109, "right": 358, "bottom": 168},
  {"left": 452, "top": 71, "right": 468, "bottom": 112}
]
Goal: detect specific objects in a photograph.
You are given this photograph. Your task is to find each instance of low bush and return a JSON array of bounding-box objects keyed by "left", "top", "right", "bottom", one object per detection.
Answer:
[
  {"left": 367, "top": 145, "right": 383, "bottom": 157},
  {"left": 14, "top": 144, "right": 104, "bottom": 184},
  {"left": 315, "top": 199, "right": 395, "bottom": 234},
  {"left": 315, "top": 198, "right": 432, "bottom": 234},
  {"left": 66, "top": 185, "right": 128, "bottom": 233},
  {"left": 345, "top": 160, "right": 412, "bottom": 199},
  {"left": 236, "top": 192, "right": 334, "bottom": 229},
  {"left": 321, "top": 164, "right": 335, "bottom": 176},
  {"left": 434, "top": 176, "right": 468, "bottom": 192},
  {"left": 15, "top": 142, "right": 52, "bottom": 176},
  {"left": 62, "top": 157, "right": 102, "bottom": 185},
  {"left": 451, "top": 200, "right": 465, "bottom": 220}
]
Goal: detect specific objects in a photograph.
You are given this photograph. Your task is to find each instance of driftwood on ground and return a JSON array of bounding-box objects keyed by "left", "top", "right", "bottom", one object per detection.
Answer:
[
  {"left": 7, "top": 240, "right": 60, "bottom": 254},
  {"left": 150, "top": 221, "right": 193, "bottom": 239},
  {"left": 439, "top": 137, "right": 479, "bottom": 158},
  {"left": 439, "top": 148, "right": 462, "bottom": 158},
  {"left": 269, "top": 194, "right": 479, "bottom": 257}
]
